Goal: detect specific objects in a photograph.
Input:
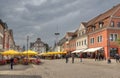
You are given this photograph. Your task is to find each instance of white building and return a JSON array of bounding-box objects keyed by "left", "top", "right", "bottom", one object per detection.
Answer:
[
  {"left": 30, "top": 38, "right": 46, "bottom": 53},
  {"left": 76, "top": 22, "right": 88, "bottom": 50}
]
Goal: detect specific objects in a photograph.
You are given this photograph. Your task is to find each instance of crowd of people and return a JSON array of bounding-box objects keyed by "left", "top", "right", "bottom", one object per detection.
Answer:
[{"left": 65, "top": 52, "right": 120, "bottom": 64}]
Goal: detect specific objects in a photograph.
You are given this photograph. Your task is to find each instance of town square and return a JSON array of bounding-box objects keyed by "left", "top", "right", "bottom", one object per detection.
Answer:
[
  {"left": 0, "top": 0, "right": 120, "bottom": 78},
  {"left": 0, "top": 59, "right": 120, "bottom": 78}
]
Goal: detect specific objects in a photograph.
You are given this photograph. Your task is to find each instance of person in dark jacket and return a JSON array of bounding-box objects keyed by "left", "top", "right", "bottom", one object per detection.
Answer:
[
  {"left": 80, "top": 53, "right": 83, "bottom": 62},
  {"left": 72, "top": 53, "right": 75, "bottom": 63},
  {"left": 10, "top": 57, "right": 14, "bottom": 69},
  {"left": 115, "top": 53, "right": 120, "bottom": 63},
  {"left": 65, "top": 53, "right": 69, "bottom": 63}
]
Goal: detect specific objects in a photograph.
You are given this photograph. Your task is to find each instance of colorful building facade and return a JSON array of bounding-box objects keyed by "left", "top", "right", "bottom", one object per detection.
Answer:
[
  {"left": 87, "top": 4, "right": 120, "bottom": 59},
  {"left": 59, "top": 4, "right": 120, "bottom": 59}
]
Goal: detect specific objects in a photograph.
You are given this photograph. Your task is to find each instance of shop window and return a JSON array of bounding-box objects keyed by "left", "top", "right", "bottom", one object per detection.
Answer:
[{"left": 110, "top": 48, "right": 118, "bottom": 58}]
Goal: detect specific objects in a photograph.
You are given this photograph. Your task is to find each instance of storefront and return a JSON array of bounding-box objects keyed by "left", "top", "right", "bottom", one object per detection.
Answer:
[{"left": 110, "top": 48, "right": 118, "bottom": 58}]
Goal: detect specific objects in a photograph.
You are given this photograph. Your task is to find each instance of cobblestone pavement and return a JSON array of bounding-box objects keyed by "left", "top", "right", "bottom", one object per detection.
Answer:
[
  {"left": 0, "top": 75, "right": 41, "bottom": 78},
  {"left": 0, "top": 58, "right": 120, "bottom": 78},
  {"left": 0, "top": 64, "right": 33, "bottom": 71}
]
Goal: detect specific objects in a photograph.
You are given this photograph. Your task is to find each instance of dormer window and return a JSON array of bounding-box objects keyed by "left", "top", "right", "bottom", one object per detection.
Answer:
[
  {"left": 99, "top": 22, "right": 104, "bottom": 28},
  {"left": 111, "top": 21, "right": 114, "bottom": 27},
  {"left": 92, "top": 25, "right": 96, "bottom": 31}
]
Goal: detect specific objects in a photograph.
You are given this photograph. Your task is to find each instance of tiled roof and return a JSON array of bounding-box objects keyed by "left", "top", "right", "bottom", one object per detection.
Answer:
[
  {"left": 81, "top": 22, "right": 87, "bottom": 26},
  {"left": 87, "top": 4, "right": 120, "bottom": 26},
  {"left": 66, "top": 32, "right": 74, "bottom": 36}
]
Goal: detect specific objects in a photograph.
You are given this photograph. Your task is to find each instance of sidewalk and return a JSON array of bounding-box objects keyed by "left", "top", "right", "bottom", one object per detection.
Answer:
[
  {"left": 72, "top": 58, "right": 117, "bottom": 64},
  {"left": 0, "top": 74, "right": 41, "bottom": 78},
  {"left": 0, "top": 59, "right": 120, "bottom": 78},
  {"left": 0, "top": 64, "right": 33, "bottom": 71}
]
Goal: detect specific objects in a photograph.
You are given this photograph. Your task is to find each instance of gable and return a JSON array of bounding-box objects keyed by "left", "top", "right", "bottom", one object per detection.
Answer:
[{"left": 78, "top": 23, "right": 86, "bottom": 30}]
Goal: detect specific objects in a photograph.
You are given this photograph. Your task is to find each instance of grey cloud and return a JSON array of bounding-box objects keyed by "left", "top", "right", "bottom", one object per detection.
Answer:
[{"left": 0, "top": 0, "right": 119, "bottom": 47}]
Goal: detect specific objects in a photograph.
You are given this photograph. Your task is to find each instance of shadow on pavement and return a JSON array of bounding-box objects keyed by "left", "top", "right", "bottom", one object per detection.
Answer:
[
  {"left": 0, "top": 75, "right": 42, "bottom": 78},
  {"left": 0, "top": 64, "right": 33, "bottom": 71}
]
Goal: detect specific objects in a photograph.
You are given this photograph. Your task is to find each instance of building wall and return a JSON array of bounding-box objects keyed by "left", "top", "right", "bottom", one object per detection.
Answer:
[
  {"left": 88, "top": 7, "right": 120, "bottom": 58},
  {"left": 76, "top": 36, "right": 88, "bottom": 50},
  {"left": 63, "top": 41, "right": 69, "bottom": 52},
  {"left": 0, "top": 24, "right": 4, "bottom": 51},
  {"left": 30, "top": 38, "right": 46, "bottom": 53},
  {"left": 69, "top": 38, "right": 76, "bottom": 52},
  {"left": 4, "top": 30, "right": 9, "bottom": 50}
]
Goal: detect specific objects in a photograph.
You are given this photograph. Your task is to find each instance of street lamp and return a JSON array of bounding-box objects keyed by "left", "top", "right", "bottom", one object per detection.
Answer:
[
  {"left": 54, "top": 33, "right": 60, "bottom": 45},
  {"left": 107, "top": 36, "right": 111, "bottom": 63},
  {"left": 27, "top": 36, "right": 29, "bottom": 51},
  {"left": 27, "top": 36, "right": 29, "bottom": 64},
  {"left": 54, "top": 32, "right": 60, "bottom": 52}
]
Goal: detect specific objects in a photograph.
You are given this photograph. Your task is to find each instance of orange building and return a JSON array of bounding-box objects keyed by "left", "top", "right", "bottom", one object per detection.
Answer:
[{"left": 86, "top": 4, "right": 120, "bottom": 59}]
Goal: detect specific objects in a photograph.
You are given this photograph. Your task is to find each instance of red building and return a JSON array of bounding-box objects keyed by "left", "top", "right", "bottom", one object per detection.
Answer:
[{"left": 86, "top": 4, "right": 120, "bottom": 59}]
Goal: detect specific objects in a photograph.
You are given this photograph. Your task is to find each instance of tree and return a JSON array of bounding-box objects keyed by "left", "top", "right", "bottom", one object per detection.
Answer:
[
  {"left": 22, "top": 45, "right": 25, "bottom": 51},
  {"left": 44, "top": 43, "right": 49, "bottom": 52}
]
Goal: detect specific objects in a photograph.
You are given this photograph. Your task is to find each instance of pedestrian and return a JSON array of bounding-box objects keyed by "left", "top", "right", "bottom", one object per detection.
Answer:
[
  {"left": 10, "top": 57, "right": 14, "bottom": 70},
  {"left": 80, "top": 53, "right": 82, "bottom": 62},
  {"left": 107, "top": 57, "right": 111, "bottom": 64},
  {"left": 65, "top": 53, "right": 69, "bottom": 63},
  {"left": 115, "top": 53, "right": 120, "bottom": 63},
  {"left": 72, "top": 53, "right": 75, "bottom": 63},
  {"left": 95, "top": 53, "right": 98, "bottom": 61}
]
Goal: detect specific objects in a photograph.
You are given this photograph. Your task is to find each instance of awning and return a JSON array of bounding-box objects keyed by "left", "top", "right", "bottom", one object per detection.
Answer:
[
  {"left": 83, "top": 47, "right": 103, "bottom": 52},
  {"left": 72, "top": 49, "right": 86, "bottom": 53}
]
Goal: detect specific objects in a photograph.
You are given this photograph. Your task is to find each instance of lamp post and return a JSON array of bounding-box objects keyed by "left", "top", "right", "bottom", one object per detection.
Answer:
[
  {"left": 54, "top": 32, "right": 60, "bottom": 51},
  {"left": 27, "top": 36, "right": 29, "bottom": 64},
  {"left": 107, "top": 36, "right": 111, "bottom": 63}
]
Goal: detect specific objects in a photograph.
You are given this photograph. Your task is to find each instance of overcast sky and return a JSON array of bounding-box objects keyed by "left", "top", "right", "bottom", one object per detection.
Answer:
[{"left": 0, "top": 0, "right": 120, "bottom": 47}]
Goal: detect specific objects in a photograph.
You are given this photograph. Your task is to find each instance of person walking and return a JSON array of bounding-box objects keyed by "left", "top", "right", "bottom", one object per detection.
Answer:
[
  {"left": 80, "top": 53, "right": 82, "bottom": 62},
  {"left": 115, "top": 53, "right": 120, "bottom": 63},
  {"left": 72, "top": 53, "right": 75, "bottom": 63},
  {"left": 65, "top": 53, "right": 69, "bottom": 63},
  {"left": 95, "top": 53, "right": 98, "bottom": 61},
  {"left": 10, "top": 57, "right": 14, "bottom": 70}
]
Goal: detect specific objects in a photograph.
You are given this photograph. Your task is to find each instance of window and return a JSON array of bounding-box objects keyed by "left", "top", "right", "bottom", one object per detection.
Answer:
[
  {"left": 84, "top": 39, "right": 87, "bottom": 45},
  {"left": 92, "top": 27, "right": 95, "bottom": 31},
  {"left": 117, "top": 22, "right": 120, "bottom": 27},
  {"left": 99, "top": 24, "right": 103, "bottom": 28},
  {"left": 82, "top": 41, "right": 83, "bottom": 46},
  {"left": 77, "top": 42, "right": 79, "bottom": 46},
  {"left": 114, "top": 34, "right": 117, "bottom": 41},
  {"left": 0, "top": 36, "right": 2, "bottom": 44},
  {"left": 90, "top": 38, "right": 94, "bottom": 44},
  {"left": 99, "top": 22, "right": 104, "bottom": 28},
  {"left": 78, "top": 33, "right": 80, "bottom": 37},
  {"left": 82, "top": 31, "right": 85, "bottom": 35},
  {"left": 111, "top": 21, "right": 114, "bottom": 27},
  {"left": 97, "top": 35, "right": 102, "bottom": 42},
  {"left": 110, "top": 33, "right": 118, "bottom": 41},
  {"left": 79, "top": 41, "right": 81, "bottom": 46}
]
